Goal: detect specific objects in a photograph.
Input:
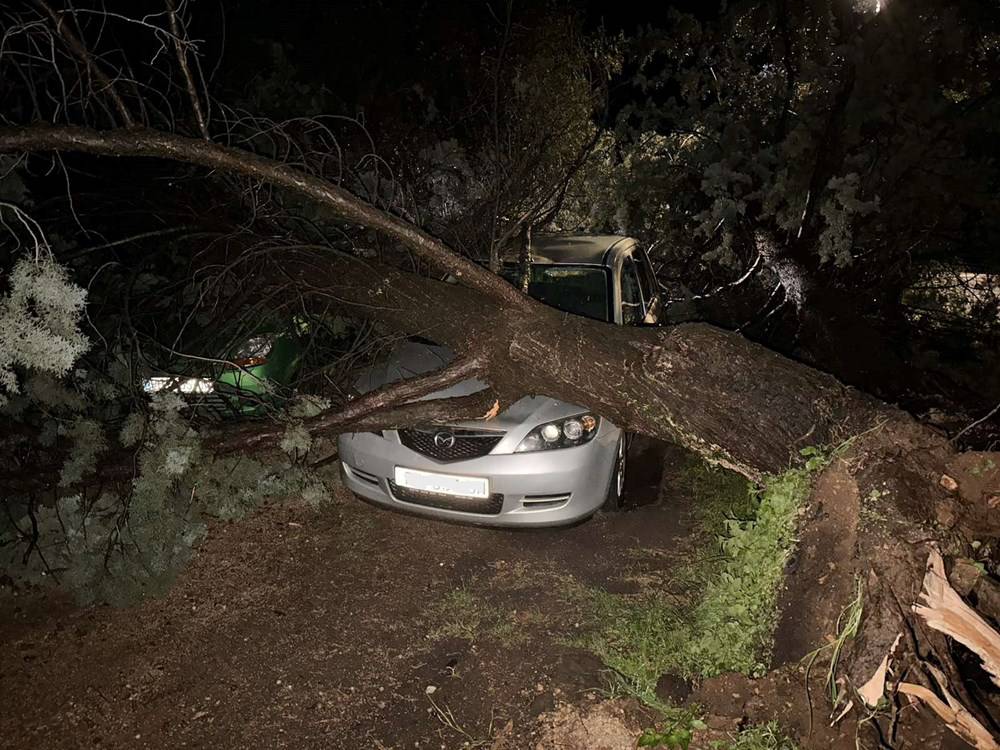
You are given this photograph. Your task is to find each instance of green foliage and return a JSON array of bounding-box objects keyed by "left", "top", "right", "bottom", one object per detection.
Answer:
[
  {"left": 575, "top": 452, "right": 826, "bottom": 705},
  {"left": 287, "top": 394, "right": 332, "bottom": 419},
  {"left": 58, "top": 418, "right": 107, "bottom": 486},
  {"left": 678, "top": 466, "right": 810, "bottom": 676},
  {"left": 712, "top": 722, "right": 799, "bottom": 750},
  {"left": 279, "top": 423, "right": 313, "bottom": 457},
  {"left": 638, "top": 715, "right": 707, "bottom": 749},
  {"left": 817, "top": 173, "right": 880, "bottom": 267},
  {"left": 0, "top": 255, "right": 89, "bottom": 405},
  {"left": 2, "top": 388, "right": 335, "bottom": 604},
  {"left": 560, "top": 0, "right": 1000, "bottom": 360},
  {"left": 640, "top": 719, "right": 799, "bottom": 750},
  {"left": 682, "top": 458, "right": 757, "bottom": 533},
  {"left": 405, "top": 9, "right": 612, "bottom": 254}
]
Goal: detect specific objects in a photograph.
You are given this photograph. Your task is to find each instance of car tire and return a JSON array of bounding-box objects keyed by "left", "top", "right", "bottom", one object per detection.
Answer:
[{"left": 602, "top": 433, "right": 628, "bottom": 512}]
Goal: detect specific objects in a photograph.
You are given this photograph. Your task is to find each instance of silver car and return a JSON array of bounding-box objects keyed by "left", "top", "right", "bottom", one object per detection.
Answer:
[{"left": 338, "top": 234, "right": 662, "bottom": 527}]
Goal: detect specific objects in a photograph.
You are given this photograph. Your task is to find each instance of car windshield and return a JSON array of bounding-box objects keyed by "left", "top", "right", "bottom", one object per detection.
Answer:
[{"left": 501, "top": 264, "right": 610, "bottom": 321}]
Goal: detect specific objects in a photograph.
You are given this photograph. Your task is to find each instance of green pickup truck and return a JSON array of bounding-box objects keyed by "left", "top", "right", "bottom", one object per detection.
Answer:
[{"left": 142, "top": 331, "right": 302, "bottom": 417}]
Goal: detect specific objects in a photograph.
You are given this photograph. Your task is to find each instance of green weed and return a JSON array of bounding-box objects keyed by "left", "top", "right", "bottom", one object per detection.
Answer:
[
  {"left": 427, "top": 588, "right": 493, "bottom": 640},
  {"left": 638, "top": 719, "right": 799, "bottom": 750},
  {"left": 803, "top": 576, "right": 864, "bottom": 711}
]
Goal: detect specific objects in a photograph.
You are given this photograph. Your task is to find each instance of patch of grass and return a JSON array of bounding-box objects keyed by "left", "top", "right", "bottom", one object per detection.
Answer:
[
  {"left": 428, "top": 588, "right": 494, "bottom": 640},
  {"left": 573, "top": 454, "right": 824, "bottom": 705},
  {"left": 712, "top": 722, "right": 799, "bottom": 750},
  {"left": 637, "top": 712, "right": 707, "bottom": 749},
  {"left": 677, "top": 465, "right": 812, "bottom": 676},
  {"left": 426, "top": 586, "right": 525, "bottom": 645},
  {"left": 577, "top": 589, "right": 688, "bottom": 702},
  {"left": 681, "top": 459, "right": 757, "bottom": 535}
]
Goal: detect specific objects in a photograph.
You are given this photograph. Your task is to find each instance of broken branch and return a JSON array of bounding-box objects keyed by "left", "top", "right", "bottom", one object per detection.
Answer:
[{"left": 212, "top": 354, "right": 490, "bottom": 453}]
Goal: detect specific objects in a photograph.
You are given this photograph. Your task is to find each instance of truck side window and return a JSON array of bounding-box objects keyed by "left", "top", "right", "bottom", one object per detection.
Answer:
[{"left": 621, "top": 256, "right": 645, "bottom": 325}]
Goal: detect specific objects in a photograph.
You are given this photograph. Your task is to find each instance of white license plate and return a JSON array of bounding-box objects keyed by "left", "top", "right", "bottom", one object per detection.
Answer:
[{"left": 394, "top": 467, "right": 490, "bottom": 498}]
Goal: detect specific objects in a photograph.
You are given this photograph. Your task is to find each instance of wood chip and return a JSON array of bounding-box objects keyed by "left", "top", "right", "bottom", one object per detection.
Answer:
[
  {"left": 858, "top": 633, "right": 901, "bottom": 708},
  {"left": 480, "top": 400, "right": 500, "bottom": 420}
]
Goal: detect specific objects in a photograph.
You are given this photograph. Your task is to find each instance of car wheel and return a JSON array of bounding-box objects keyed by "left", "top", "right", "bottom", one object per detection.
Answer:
[{"left": 602, "top": 433, "right": 628, "bottom": 512}]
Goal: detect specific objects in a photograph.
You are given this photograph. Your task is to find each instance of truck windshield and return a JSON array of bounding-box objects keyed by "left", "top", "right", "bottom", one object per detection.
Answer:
[{"left": 501, "top": 264, "right": 610, "bottom": 322}]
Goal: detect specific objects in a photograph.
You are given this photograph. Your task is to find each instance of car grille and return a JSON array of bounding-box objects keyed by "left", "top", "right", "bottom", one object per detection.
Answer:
[
  {"left": 185, "top": 392, "right": 247, "bottom": 420},
  {"left": 388, "top": 481, "right": 504, "bottom": 515},
  {"left": 398, "top": 427, "right": 505, "bottom": 462}
]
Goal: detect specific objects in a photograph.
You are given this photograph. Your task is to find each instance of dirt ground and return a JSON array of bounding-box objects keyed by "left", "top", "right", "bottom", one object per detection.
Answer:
[{"left": 1, "top": 439, "right": 708, "bottom": 750}]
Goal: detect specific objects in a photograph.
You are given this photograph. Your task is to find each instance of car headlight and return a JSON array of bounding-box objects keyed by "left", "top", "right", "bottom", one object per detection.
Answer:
[
  {"left": 514, "top": 413, "right": 600, "bottom": 452},
  {"left": 232, "top": 334, "right": 275, "bottom": 368}
]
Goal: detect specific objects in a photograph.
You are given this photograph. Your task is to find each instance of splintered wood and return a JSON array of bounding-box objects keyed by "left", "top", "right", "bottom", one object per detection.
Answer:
[
  {"left": 913, "top": 547, "right": 1000, "bottom": 689},
  {"left": 903, "top": 546, "right": 1000, "bottom": 750}
]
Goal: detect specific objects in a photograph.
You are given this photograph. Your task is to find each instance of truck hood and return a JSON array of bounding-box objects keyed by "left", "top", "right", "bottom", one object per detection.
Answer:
[{"left": 354, "top": 341, "right": 590, "bottom": 429}]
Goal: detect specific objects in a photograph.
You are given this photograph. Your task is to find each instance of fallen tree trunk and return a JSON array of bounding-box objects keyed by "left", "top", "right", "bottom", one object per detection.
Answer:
[{"left": 267, "top": 250, "right": 886, "bottom": 479}]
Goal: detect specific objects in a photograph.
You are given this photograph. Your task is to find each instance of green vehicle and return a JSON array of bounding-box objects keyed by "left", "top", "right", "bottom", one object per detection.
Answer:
[{"left": 143, "top": 331, "right": 303, "bottom": 418}]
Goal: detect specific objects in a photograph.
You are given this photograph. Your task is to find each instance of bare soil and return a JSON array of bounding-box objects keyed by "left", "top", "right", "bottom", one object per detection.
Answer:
[
  {"left": 6, "top": 436, "right": 995, "bottom": 749},
  {"left": 0, "top": 439, "right": 695, "bottom": 750}
]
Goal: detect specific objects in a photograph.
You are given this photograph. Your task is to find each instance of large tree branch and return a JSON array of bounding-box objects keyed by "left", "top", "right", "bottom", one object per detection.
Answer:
[
  {"left": 267, "top": 250, "right": 887, "bottom": 479},
  {"left": 0, "top": 123, "right": 530, "bottom": 309},
  {"left": 212, "top": 354, "right": 491, "bottom": 454}
]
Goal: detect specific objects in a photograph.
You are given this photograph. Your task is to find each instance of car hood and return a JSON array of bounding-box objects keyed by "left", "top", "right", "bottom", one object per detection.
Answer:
[{"left": 354, "top": 341, "right": 589, "bottom": 429}]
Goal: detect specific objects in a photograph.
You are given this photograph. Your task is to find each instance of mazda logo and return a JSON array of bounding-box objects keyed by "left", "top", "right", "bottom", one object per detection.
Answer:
[{"left": 433, "top": 431, "right": 456, "bottom": 449}]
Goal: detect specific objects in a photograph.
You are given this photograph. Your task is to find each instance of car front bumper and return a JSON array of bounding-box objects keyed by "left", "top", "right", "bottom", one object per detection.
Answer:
[{"left": 336, "top": 425, "right": 619, "bottom": 527}]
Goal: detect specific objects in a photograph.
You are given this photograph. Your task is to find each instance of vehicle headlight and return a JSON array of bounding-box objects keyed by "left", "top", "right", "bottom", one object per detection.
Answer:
[
  {"left": 514, "top": 413, "right": 600, "bottom": 452},
  {"left": 232, "top": 334, "right": 275, "bottom": 368}
]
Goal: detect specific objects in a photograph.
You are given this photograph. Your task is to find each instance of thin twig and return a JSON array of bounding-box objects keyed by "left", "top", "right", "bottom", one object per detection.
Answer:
[
  {"left": 164, "top": 0, "right": 209, "bottom": 139},
  {"left": 950, "top": 400, "right": 1000, "bottom": 444},
  {"left": 32, "top": 0, "right": 135, "bottom": 126}
]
